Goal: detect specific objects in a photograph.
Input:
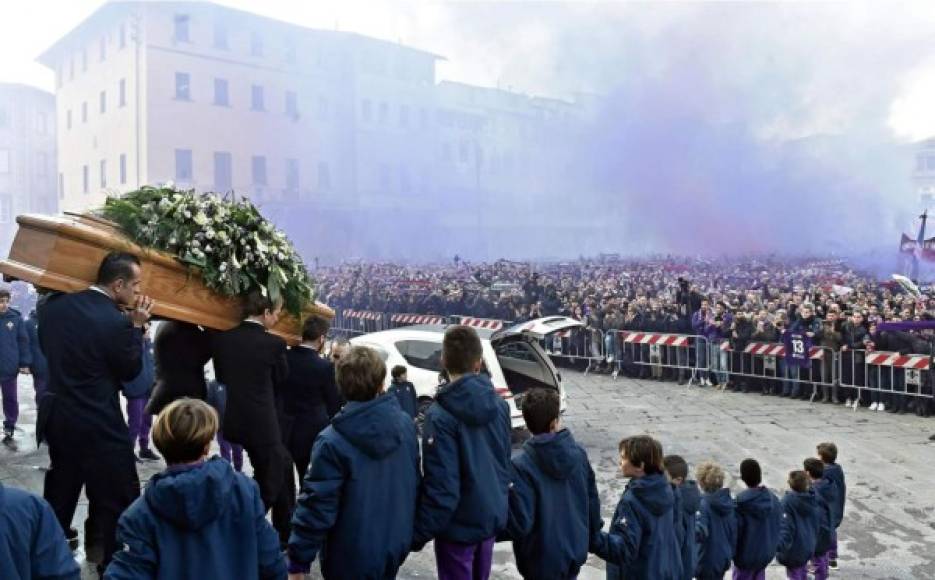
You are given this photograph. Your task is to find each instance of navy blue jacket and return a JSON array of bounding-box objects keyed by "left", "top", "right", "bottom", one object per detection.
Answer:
[
  {"left": 822, "top": 463, "right": 846, "bottom": 529},
  {"left": 104, "top": 457, "right": 285, "bottom": 579},
  {"left": 0, "top": 308, "right": 30, "bottom": 381},
  {"left": 695, "top": 488, "right": 737, "bottom": 580},
  {"left": 24, "top": 312, "right": 47, "bottom": 382},
  {"left": 733, "top": 486, "right": 782, "bottom": 572},
  {"left": 811, "top": 480, "right": 835, "bottom": 556},
  {"left": 122, "top": 337, "right": 155, "bottom": 400},
  {"left": 592, "top": 473, "right": 682, "bottom": 580},
  {"left": 386, "top": 379, "right": 418, "bottom": 419},
  {"left": 506, "top": 429, "right": 603, "bottom": 580},
  {"left": 0, "top": 482, "right": 79, "bottom": 580},
  {"left": 673, "top": 480, "right": 701, "bottom": 580},
  {"left": 413, "top": 373, "right": 512, "bottom": 547},
  {"left": 776, "top": 490, "right": 821, "bottom": 568},
  {"left": 289, "top": 395, "right": 420, "bottom": 579}
]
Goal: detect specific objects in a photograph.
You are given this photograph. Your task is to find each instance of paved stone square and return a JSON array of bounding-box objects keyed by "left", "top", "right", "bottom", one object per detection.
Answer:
[{"left": 2, "top": 371, "right": 934, "bottom": 579}]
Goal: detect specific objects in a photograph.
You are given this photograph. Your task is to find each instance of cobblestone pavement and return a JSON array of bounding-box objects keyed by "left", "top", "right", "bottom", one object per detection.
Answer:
[{"left": 2, "top": 371, "right": 934, "bottom": 579}]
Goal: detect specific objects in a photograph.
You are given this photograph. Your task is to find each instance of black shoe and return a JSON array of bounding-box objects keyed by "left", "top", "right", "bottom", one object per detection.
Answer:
[
  {"left": 829, "top": 560, "right": 838, "bottom": 570},
  {"left": 138, "top": 448, "right": 161, "bottom": 461}
]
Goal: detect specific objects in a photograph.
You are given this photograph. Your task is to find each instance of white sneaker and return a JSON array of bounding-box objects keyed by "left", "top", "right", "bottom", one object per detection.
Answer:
[
  {"left": 853, "top": 400, "right": 861, "bottom": 409},
  {"left": 878, "top": 403, "right": 885, "bottom": 412},
  {"left": 870, "top": 402, "right": 878, "bottom": 411},
  {"left": 844, "top": 398, "right": 852, "bottom": 407}
]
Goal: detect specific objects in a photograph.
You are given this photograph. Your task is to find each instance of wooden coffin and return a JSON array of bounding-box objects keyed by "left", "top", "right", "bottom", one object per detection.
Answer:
[{"left": 0, "top": 213, "right": 333, "bottom": 344}]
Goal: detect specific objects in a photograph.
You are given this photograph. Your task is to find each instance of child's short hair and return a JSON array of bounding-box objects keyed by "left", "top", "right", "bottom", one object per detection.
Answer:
[
  {"left": 803, "top": 458, "right": 825, "bottom": 479},
  {"left": 788, "top": 470, "right": 809, "bottom": 493},
  {"left": 152, "top": 398, "right": 218, "bottom": 465},
  {"left": 619, "top": 435, "right": 664, "bottom": 475},
  {"left": 336, "top": 346, "right": 386, "bottom": 402},
  {"left": 663, "top": 455, "right": 689, "bottom": 482},
  {"left": 0, "top": 288, "right": 10, "bottom": 300},
  {"left": 816, "top": 442, "right": 838, "bottom": 463},
  {"left": 740, "top": 458, "right": 762, "bottom": 488},
  {"left": 442, "top": 326, "right": 483, "bottom": 375},
  {"left": 521, "top": 388, "right": 560, "bottom": 435},
  {"left": 696, "top": 461, "right": 725, "bottom": 493},
  {"left": 391, "top": 365, "right": 408, "bottom": 380}
]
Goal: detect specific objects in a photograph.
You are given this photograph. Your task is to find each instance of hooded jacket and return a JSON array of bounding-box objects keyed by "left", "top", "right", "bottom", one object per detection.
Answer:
[
  {"left": 122, "top": 336, "right": 155, "bottom": 400},
  {"left": 674, "top": 480, "right": 702, "bottom": 580},
  {"left": 506, "top": 429, "right": 603, "bottom": 580},
  {"left": 24, "top": 312, "right": 47, "bottom": 382},
  {"left": 104, "top": 457, "right": 285, "bottom": 580},
  {"left": 288, "top": 395, "right": 420, "bottom": 579},
  {"left": 811, "top": 480, "right": 835, "bottom": 556},
  {"left": 592, "top": 473, "right": 682, "bottom": 580},
  {"left": 695, "top": 488, "right": 737, "bottom": 580},
  {"left": 733, "top": 486, "right": 782, "bottom": 572},
  {"left": 776, "top": 490, "right": 821, "bottom": 568},
  {"left": 413, "top": 373, "right": 512, "bottom": 547},
  {"left": 821, "top": 463, "right": 846, "bottom": 529},
  {"left": 0, "top": 307, "right": 30, "bottom": 382},
  {"left": 0, "top": 482, "right": 79, "bottom": 580}
]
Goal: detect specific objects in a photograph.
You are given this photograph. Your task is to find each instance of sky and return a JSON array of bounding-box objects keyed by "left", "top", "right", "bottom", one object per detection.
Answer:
[{"left": 2, "top": 0, "right": 935, "bottom": 259}]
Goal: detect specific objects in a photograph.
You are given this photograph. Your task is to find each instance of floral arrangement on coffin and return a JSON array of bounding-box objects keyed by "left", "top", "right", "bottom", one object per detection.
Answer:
[{"left": 98, "top": 185, "right": 313, "bottom": 316}]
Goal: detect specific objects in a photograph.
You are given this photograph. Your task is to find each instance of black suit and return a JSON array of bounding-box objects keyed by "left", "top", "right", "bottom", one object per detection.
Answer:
[
  {"left": 37, "top": 289, "right": 142, "bottom": 568},
  {"left": 211, "top": 321, "right": 293, "bottom": 541},
  {"left": 145, "top": 321, "right": 212, "bottom": 415},
  {"left": 282, "top": 346, "right": 341, "bottom": 480}
]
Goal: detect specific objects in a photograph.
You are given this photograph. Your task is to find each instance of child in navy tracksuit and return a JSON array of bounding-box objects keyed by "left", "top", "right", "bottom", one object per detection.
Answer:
[
  {"left": 0, "top": 288, "right": 31, "bottom": 446},
  {"left": 506, "top": 388, "right": 603, "bottom": 580},
  {"left": 816, "top": 442, "right": 846, "bottom": 569},
  {"left": 733, "top": 458, "right": 782, "bottom": 580},
  {"left": 804, "top": 459, "right": 835, "bottom": 580},
  {"left": 694, "top": 461, "right": 737, "bottom": 580},
  {"left": 412, "top": 326, "right": 512, "bottom": 580},
  {"left": 591, "top": 435, "right": 682, "bottom": 580},
  {"left": 387, "top": 365, "right": 419, "bottom": 419},
  {"left": 663, "top": 455, "right": 701, "bottom": 580},
  {"left": 777, "top": 471, "right": 822, "bottom": 580}
]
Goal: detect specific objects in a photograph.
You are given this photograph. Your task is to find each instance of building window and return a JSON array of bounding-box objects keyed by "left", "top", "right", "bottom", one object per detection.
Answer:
[
  {"left": 317, "top": 97, "right": 328, "bottom": 120},
  {"left": 175, "top": 72, "right": 191, "bottom": 100},
  {"left": 285, "top": 91, "right": 298, "bottom": 117},
  {"left": 119, "top": 153, "right": 127, "bottom": 184},
  {"left": 399, "top": 105, "right": 409, "bottom": 128},
  {"left": 175, "top": 149, "right": 193, "bottom": 182},
  {"left": 250, "top": 85, "right": 265, "bottom": 111},
  {"left": 81, "top": 102, "right": 88, "bottom": 123},
  {"left": 58, "top": 173, "right": 64, "bottom": 199},
  {"left": 214, "top": 21, "right": 228, "bottom": 50},
  {"left": 378, "top": 102, "right": 388, "bottom": 124},
  {"left": 317, "top": 162, "right": 330, "bottom": 189},
  {"left": 82, "top": 165, "right": 89, "bottom": 193},
  {"left": 214, "top": 78, "right": 229, "bottom": 106},
  {"left": 81, "top": 49, "right": 87, "bottom": 72},
  {"left": 66, "top": 110, "right": 72, "bottom": 130},
  {"left": 119, "top": 78, "right": 126, "bottom": 107},
  {"left": 0, "top": 195, "right": 11, "bottom": 224},
  {"left": 99, "top": 90, "right": 107, "bottom": 114},
  {"left": 99, "top": 36, "right": 106, "bottom": 61},
  {"left": 251, "top": 156, "right": 267, "bottom": 185},
  {"left": 214, "top": 152, "right": 231, "bottom": 190},
  {"left": 362, "top": 99, "right": 372, "bottom": 123},
  {"left": 0, "top": 149, "right": 9, "bottom": 173},
  {"left": 286, "top": 159, "right": 299, "bottom": 191},
  {"left": 119, "top": 23, "right": 126, "bottom": 49},
  {"left": 100, "top": 159, "right": 107, "bottom": 188},
  {"left": 174, "top": 14, "right": 190, "bottom": 43},
  {"left": 250, "top": 31, "right": 264, "bottom": 57}
]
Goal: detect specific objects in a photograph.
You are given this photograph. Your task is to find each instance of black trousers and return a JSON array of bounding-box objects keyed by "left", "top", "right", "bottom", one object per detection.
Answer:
[
  {"left": 42, "top": 415, "right": 140, "bottom": 568},
  {"left": 287, "top": 411, "right": 329, "bottom": 482},
  {"left": 243, "top": 441, "right": 295, "bottom": 543}
]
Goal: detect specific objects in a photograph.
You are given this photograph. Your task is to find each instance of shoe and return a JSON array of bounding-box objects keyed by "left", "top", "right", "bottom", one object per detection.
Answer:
[
  {"left": 877, "top": 403, "right": 885, "bottom": 412},
  {"left": 844, "top": 398, "right": 852, "bottom": 407},
  {"left": 2, "top": 429, "right": 15, "bottom": 449},
  {"left": 870, "top": 402, "right": 878, "bottom": 411},
  {"left": 66, "top": 528, "right": 79, "bottom": 551},
  {"left": 138, "top": 448, "right": 161, "bottom": 461},
  {"left": 829, "top": 560, "right": 838, "bottom": 570}
]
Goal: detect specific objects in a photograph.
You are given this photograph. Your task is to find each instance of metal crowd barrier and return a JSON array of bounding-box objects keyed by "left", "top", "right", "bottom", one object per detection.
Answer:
[
  {"left": 838, "top": 349, "right": 935, "bottom": 406},
  {"left": 610, "top": 331, "right": 710, "bottom": 382},
  {"left": 721, "top": 342, "right": 836, "bottom": 395},
  {"left": 542, "top": 327, "right": 607, "bottom": 374}
]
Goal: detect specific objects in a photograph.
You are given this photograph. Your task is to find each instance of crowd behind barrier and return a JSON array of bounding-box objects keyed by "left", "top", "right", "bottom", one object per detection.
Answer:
[{"left": 319, "top": 256, "right": 935, "bottom": 416}]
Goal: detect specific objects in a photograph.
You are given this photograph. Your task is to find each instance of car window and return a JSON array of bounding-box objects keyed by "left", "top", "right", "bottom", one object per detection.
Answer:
[
  {"left": 395, "top": 339, "right": 443, "bottom": 372},
  {"left": 495, "top": 341, "right": 537, "bottom": 362}
]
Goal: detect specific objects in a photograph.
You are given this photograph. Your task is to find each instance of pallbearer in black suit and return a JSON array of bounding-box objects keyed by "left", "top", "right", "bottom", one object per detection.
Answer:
[
  {"left": 282, "top": 316, "right": 341, "bottom": 481},
  {"left": 38, "top": 252, "right": 153, "bottom": 574},
  {"left": 210, "top": 290, "right": 294, "bottom": 544},
  {"left": 145, "top": 320, "right": 212, "bottom": 415}
]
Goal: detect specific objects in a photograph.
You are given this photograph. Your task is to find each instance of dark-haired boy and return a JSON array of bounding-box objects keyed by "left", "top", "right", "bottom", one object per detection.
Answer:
[
  {"left": 804, "top": 458, "right": 834, "bottom": 580},
  {"left": 816, "top": 442, "right": 846, "bottom": 569},
  {"left": 663, "top": 455, "right": 701, "bottom": 580},
  {"left": 388, "top": 365, "right": 418, "bottom": 419},
  {"left": 733, "top": 458, "right": 781, "bottom": 580},
  {"left": 413, "top": 326, "right": 511, "bottom": 580},
  {"left": 506, "top": 388, "right": 602, "bottom": 579},
  {"left": 0, "top": 287, "right": 31, "bottom": 446},
  {"left": 288, "top": 346, "right": 419, "bottom": 579},
  {"left": 777, "top": 471, "right": 821, "bottom": 580}
]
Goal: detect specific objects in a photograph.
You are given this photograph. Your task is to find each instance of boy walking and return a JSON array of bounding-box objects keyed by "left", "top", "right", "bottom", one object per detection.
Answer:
[
  {"left": 663, "top": 455, "right": 701, "bottom": 580},
  {"left": 387, "top": 365, "right": 419, "bottom": 419},
  {"left": 288, "top": 346, "right": 420, "bottom": 580},
  {"left": 506, "top": 388, "right": 603, "bottom": 580},
  {"left": 816, "top": 442, "right": 846, "bottom": 569},
  {"left": 0, "top": 287, "right": 31, "bottom": 446},
  {"left": 733, "top": 458, "right": 782, "bottom": 580},
  {"left": 413, "top": 326, "right": 512, "bottom": 580},
  {"left": 776, "top": 471, "right": 821, "bottom": 580},
  {"left": 695, "top": 461, "right": 737, "bottom": 580},
  {"left": 804, "top": 459, "right": 834, "bottom": 580}
]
